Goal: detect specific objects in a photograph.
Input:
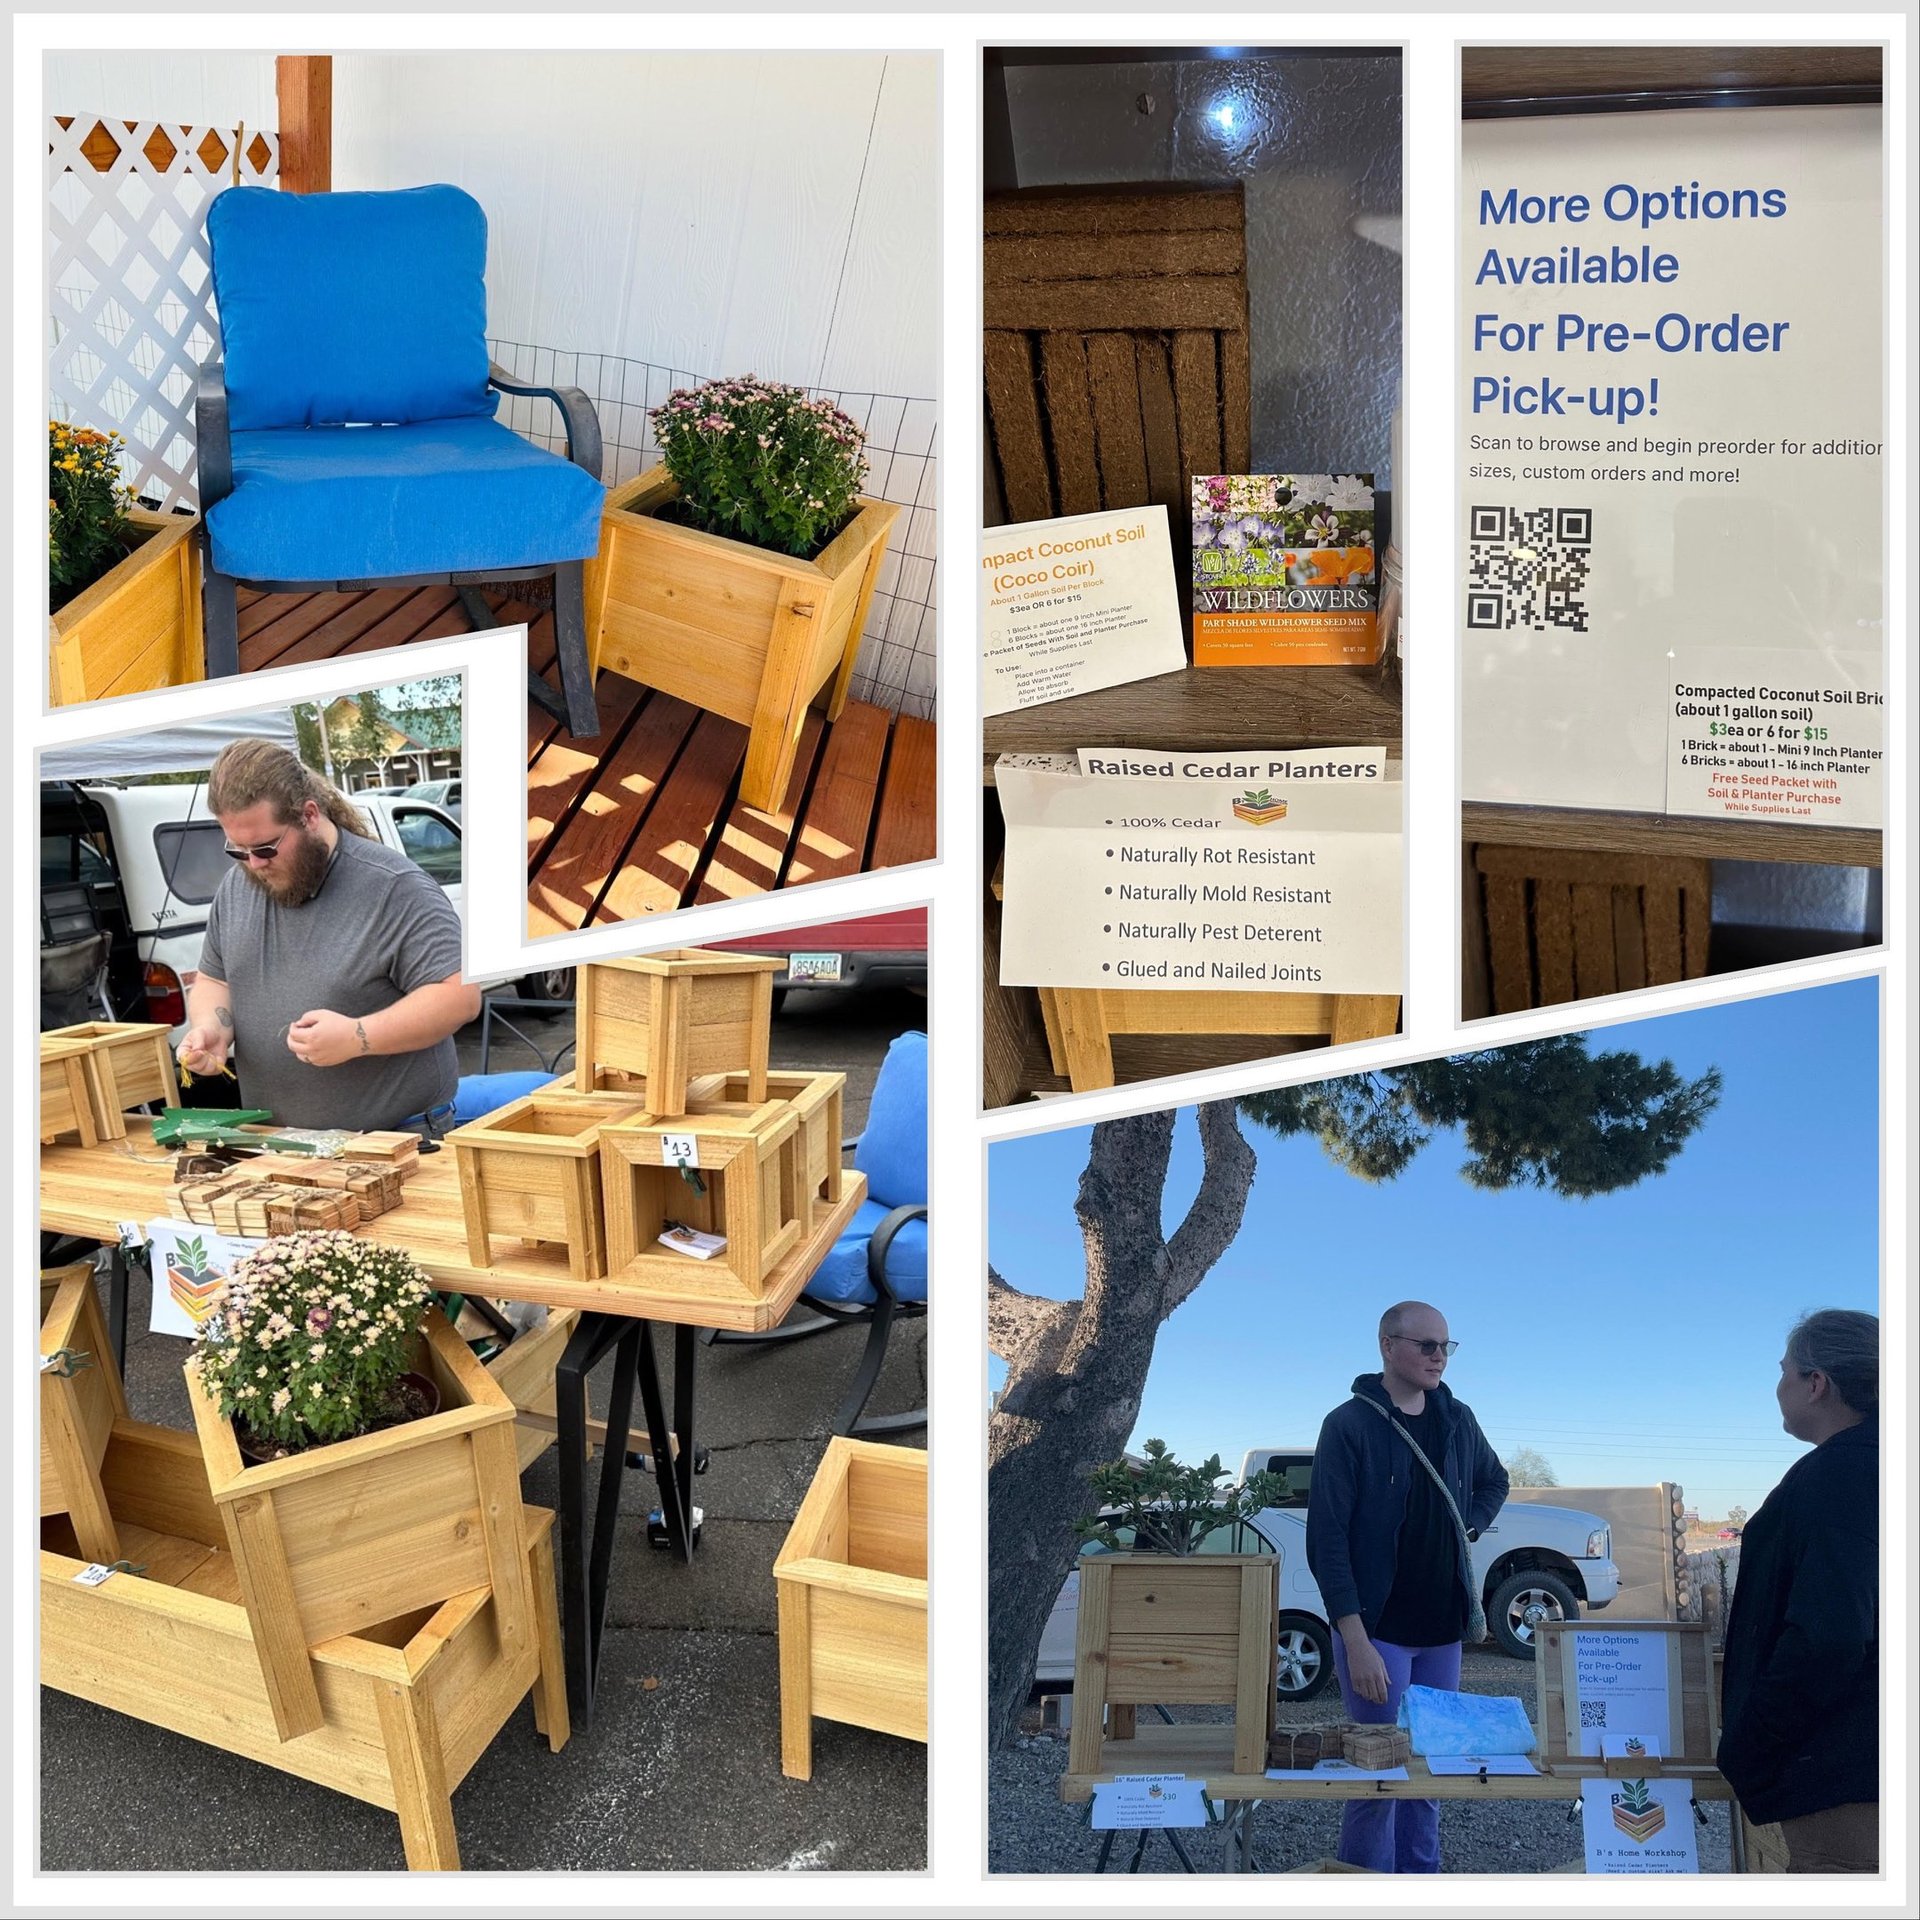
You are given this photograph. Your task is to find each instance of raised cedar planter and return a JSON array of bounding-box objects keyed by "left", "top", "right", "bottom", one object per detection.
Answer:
[
  {"left": 1067, "top": 1553, "right": 1278, "bottom": 1778},
  {"left": 40, "top": 1263, "right": 127, "bottom": 1566},
  {"left": 40, "top": 1420, "right": 566, "bottom": 1872},
  {"left": 690, "top": 1068, "right": 846, "bottom": 1214},
  {"left": 40, "top": 1020, "right": 179, "bottom": 1140},
  {"left": 600, "top": 1104, "right": 805, "bottom": 1304},
  {"left": 49, "top": 508, "right": 204, "bottom": 707},
  {"left": 39, "top": 1036, "right": 99, "bottom": 1146},
  {"left": 573, "top": 950, "right": 781, "bottom": 1116},
  {"left": 586, "top": 466, "right": 899, "bottom": 810},
  {"left": 773, "top": 1438, "right": 928, "bottom": 1780},
  {"left": 447, "top": 1093, "right": 646, "bottom": 1280},
  {"left": 184, "top": 1307, "right": 535, "bottom": 1742}
]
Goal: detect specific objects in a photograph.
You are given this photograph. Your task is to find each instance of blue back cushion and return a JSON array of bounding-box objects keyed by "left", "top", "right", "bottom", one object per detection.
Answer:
[
  {"left": 449, "top": 1072, "right": 553, "bottom": 1127},
  {"left": 853, "top": 1031, "right": 927, "bottom": 1211},
  {"left": 207, "top": 185, "right": 495, "bottom": 431}
]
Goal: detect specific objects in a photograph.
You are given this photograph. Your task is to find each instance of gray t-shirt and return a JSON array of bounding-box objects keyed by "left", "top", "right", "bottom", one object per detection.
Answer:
[{"left": 198, "top": 829, "right": 464, "bottom": 1130}]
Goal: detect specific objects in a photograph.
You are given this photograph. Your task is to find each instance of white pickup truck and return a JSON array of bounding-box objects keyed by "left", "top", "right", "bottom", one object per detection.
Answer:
[{"left": 1033, "top": 1445, "right": 1620, "bottom": 1702}]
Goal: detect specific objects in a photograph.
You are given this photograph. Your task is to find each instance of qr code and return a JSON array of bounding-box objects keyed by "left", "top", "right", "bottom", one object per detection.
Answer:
[
  {"left": 1580, "top": 1698, "right": 1608, "bottom": 1730},
  {"left": 1466, "top": 505, "right": 1592, "bottom": 634}
]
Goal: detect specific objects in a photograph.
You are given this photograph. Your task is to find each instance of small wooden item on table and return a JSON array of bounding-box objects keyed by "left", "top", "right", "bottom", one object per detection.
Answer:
[
  {"left": 572, "top": 949, "right": 782, "bottom": 1116},
  {"left": 41, "top": 1020, "right": 179, "bottom": 1140},
  {"left": 39, "top": 1036, "right": 100, "bottom": 1147},
  {"left": 446, "top": 1093, "right": 647, "bottom": 1281},
  {"left": 773, "top": 1437, "right": 928, "bottom": 1780},
  {"left": 1343, "top": 1724, "right": 1411, "bottom": 1769}
]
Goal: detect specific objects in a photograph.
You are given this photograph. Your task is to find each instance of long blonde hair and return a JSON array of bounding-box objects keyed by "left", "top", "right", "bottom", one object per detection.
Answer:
[{"left": 207, "top": 738, "right": 372, "bottom": 837}]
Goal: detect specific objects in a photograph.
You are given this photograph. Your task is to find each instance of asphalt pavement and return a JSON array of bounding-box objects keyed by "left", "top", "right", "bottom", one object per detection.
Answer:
[{"left": 40, "top": 988, "right": 928, "bottom": 1873}]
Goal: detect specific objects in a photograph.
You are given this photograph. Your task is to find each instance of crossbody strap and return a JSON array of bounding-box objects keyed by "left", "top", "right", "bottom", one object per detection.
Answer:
[{"left": 1354, "top": 1394, "right": 1489, "bottom": 1644}]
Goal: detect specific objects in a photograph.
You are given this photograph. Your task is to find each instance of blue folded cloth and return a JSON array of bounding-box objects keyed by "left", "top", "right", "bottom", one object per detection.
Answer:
[{"left": 1396, "top": 1685, "right": 1537, "bottom": 1756}]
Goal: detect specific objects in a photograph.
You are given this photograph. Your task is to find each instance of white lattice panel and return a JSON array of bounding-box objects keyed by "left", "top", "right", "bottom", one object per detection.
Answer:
[{"left": 48, "top": 116, "right": 277, "bottom": 513}]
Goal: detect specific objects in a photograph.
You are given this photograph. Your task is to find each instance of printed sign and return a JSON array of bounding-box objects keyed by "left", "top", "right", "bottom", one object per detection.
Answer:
[
  {"left": 144, "top": 1217, "right": 260, "bottom": 1339},
  {"left": 1568, "top": 1629, "right": 1674, "bottom": 1757},
  {"left": 1580, "top": 1777, "right": 1700, "bottom": 1873},
  {"left": 1089, "top": 1774, "right": 1209, "bottom": 1830},
  {"left": 981, "top": 507, "right": 1187, "bottom": 715},
  {"left": 1460, "top": 106, "right": 1883, "bottom": 817},
  {"left": 997, "top": 759, "right": 1402, "bottom": 995}
]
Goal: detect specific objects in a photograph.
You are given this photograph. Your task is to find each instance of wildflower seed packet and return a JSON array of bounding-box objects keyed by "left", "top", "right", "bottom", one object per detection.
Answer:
[{"left": 1191, "top": 473, "right": 1381, "bottom": 666}]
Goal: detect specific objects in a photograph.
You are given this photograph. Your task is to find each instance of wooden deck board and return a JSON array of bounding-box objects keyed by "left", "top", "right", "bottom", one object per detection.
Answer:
[{"left": 231, "top": 590, "right": 936, "bottom": 931}]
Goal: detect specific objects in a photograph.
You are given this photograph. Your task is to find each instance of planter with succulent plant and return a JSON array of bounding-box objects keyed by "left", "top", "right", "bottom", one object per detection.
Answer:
[
  {"left": 184, "top": 1230, "right": 533, "bottom": 1740},
  {"left": 586, "top": 376, "right": 900, "bottom": 809},
  {"left": 1066, "top": 1440, "right": 1286, "bottom": 1779},
  {"left": 47, "top": 420, "right": 204, "bottom": 706}
]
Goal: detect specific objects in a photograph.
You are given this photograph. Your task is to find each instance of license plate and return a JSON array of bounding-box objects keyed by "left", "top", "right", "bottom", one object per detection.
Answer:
[{"left": 787, "top": 951, "right": 843, "bottom": 983}]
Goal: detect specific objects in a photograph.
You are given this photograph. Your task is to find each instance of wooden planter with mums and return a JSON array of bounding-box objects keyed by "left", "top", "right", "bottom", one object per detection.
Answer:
[
  {"left": 587, "top": 466, "right": 899, "bottom": 811},
  {"left": 447, "top": 1093, "right": 646, "bottom": 1281},
  {"left": 40, "top": 1418, "right": 567, "bottom": 1872},
  {"left": 1067, "top": 1554, "right": 1279, "bottom": 1778},
  {"left": 40, "top": 1019, "right": 179, "bottom": 1140},
  {"left": 774, "top": 1438, "right": 928, "bottom": 1780},
  {"left": 40, "top": 1263, "right": 127, "bottom": 1566},
  {"left": 184, "top": 1306, "right": 537, "bottom": 1743},
  {"left": 600, "top": 1104, "right": 805, "bottom": 1301},
  {"left": 573, "top": 949, "right": 782, "bottom": 1116},
  {"left": 49, "top": 507, "right": 205, "bottom": 707},
  {"left": 39, "top": 1036, "right": 99, "bottom": 1146}
]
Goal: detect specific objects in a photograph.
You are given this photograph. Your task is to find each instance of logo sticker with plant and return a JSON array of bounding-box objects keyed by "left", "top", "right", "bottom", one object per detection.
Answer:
[
  {"left": 1231, "top": 788, "right": 1289, "bottom": 825},
  {"left": 166, "top": 1234, "right": 229, "bottom": 1325},
  {"left": 1611, "top": 1778, "right": 1666, "bottom": 1844}
]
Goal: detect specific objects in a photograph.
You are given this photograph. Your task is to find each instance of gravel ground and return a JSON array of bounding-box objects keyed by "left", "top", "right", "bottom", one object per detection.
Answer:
[{"left": 989, "top": 1649, "right": 1732, "bottom": 1876}]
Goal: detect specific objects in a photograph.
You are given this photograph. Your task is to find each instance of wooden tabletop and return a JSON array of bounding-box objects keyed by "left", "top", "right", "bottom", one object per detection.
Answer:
[
  {"left": 984, "top": 663, "right": 1401, "bottom": 778},
  {"left": 41, "top": 1121, "right": 864, "bottom": 1334},
  {"left": 1057, "top": 1721, "right": 1732, "bottom": 1803},
  {"left": 1464, "top": 802, "right": 1882, "bottom": 869}
]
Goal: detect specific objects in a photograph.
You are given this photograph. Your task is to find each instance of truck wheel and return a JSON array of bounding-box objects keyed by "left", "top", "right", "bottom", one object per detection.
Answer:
[
  {"left": 1274, "top": 1614, "right": 1333, "bottom": 1702},
  {"left": 1487, "top": 1569, "right": 1580, "bottom": 1660}
]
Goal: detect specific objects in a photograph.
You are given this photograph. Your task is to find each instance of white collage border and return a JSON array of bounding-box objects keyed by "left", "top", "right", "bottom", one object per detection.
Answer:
[{"left": 8, "top": 11, "right": 1913, "bottom": 1915}]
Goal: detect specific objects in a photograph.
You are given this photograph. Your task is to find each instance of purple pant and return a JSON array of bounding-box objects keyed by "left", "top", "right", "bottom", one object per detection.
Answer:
[{"left": 1330, "top": 1636, "right": 1462, "bottom": 1873}]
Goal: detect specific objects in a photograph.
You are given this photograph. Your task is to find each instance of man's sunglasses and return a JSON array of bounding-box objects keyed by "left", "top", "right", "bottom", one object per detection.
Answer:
[
  {"left": 223, "top": 822, "right": 300, "bottom": 863},
  {"left": 1389, "top": 1335, "right": 1460, "bottom": 1358}
]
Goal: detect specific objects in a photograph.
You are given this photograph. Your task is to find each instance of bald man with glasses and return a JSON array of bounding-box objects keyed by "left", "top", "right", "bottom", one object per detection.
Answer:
[{"left": 1304, "top": 1300, "right": 1509, "bottom": 1873}]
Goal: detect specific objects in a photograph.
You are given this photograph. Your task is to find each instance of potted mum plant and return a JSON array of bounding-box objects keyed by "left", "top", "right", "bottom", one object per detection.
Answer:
[
  {"left": 184, "top": 1230, "right": 533, "bottom": 1740},
  {"left": 1065, "top": 1440, "right": 1286, "bottom": 1778},
  {"left": 587, "top": 376, "right": 901, "bottom": 809},
  {"left": 47, "top": 419, "right": 204, "bottom": 706}
]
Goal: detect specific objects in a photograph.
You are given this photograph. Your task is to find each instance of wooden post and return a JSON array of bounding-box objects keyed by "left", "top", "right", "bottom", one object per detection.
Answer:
[
  {"left": 276, "top": 56, "right": 333, "bottom": 195},
  {"left": 777, "top": 1581, "right": 814, "bottom": 1780}
]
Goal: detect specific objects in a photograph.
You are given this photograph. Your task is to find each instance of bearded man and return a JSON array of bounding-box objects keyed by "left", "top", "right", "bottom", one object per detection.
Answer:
[{"left": 176, "top": 738, "right": 478, "bottom": 1132}]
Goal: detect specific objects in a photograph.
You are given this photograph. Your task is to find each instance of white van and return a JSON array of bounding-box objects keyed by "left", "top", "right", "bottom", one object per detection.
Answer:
[{"left": 40, "top": 780, "right": 463, "bottom": 1038}]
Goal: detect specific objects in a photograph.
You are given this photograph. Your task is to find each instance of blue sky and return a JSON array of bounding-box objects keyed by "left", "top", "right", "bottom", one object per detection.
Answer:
[{"left": 987, "top": 979, "right": 1880, "bottom": 1515}]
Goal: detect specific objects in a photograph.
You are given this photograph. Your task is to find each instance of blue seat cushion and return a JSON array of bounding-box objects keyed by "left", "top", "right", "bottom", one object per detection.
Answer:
[
  {"left": 853, "top": 1031, "right": 927, "bottom": 1211},
  {"left": 448, "top": 1071, "right": 553, "bottom": 1127},
  {"left": 805, "top": 1196, "right": 928, "bottom": 1307},
  {"left": 208, "top": 184, "right": 495, "bottom": 431},
  {"left": 205, "top": 417, "right": 605, "bottom": 580}
]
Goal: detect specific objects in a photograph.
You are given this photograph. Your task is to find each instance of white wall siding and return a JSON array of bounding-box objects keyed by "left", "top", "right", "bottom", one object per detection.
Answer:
[{"left": 44, "top": 52, "right": 276, "bottom": 132}]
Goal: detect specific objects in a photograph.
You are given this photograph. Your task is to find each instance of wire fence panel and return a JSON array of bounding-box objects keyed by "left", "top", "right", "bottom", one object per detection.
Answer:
[
  {"left": 47, "top": 116, "right": 277, "bottom": 513},
  {"left": 489, "top": 341, "right": 937, "bottom": 720}
]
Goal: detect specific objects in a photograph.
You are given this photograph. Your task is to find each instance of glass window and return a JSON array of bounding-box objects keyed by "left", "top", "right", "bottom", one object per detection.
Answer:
[
  {"left": 153, "top": 821, "right": 231, "bottom": 905},
  {"left": 392, "top": 807, "right": 462, "bottom": 888}
]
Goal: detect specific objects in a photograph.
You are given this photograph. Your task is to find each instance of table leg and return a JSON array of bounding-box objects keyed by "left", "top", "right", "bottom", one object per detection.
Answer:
[
  {"left": 634, "top": 1323, "right": 699, "bottom": 1562},
  {"left": 106, "top": 1245, "right": 131, "bottom": 1374}
]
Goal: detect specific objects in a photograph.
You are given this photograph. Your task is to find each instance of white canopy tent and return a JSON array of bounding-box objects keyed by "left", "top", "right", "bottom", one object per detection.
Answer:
[{"left": 39, "top": 709, "right": 301, "bottom": 784}]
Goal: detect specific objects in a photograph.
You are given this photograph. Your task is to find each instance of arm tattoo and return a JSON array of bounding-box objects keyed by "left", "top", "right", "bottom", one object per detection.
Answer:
[
  {"left": 215, "top": 1007, "right": 233, "bottom": 1029},
  {"left": 355, "top": 1019, "right": 371, "bottom": 1056}
]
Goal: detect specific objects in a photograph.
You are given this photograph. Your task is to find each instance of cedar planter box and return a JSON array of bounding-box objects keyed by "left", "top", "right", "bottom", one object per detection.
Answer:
[
  {"left": 40, "top": 1263, "right": 128, "bottom": 1566},
  {"left": 41, "top": 1020, "right": 179, "bottom": 1140},
  {"left": 40, "top": 1420, "right": 566, "bottom": 1872},
  {"left": 447, "top": 1093, "right": 646, "bottom": 1280},
  {"left": 49, "top": 508, "right": 204, "bottom": 707},
  {"left": 586, "top": 466, "right": 899, "bottom": 810},
  {"left": 773, "top": 1438, "right": 927, "bottom": 1780},
  {"left": 600, "top": 1104, "right": 805, "bottom": 1303},
  {"left": 184, "top": 1307, "right": 536, "bottom": 1743},
  {"left": 688, "top": 1068, "right": 846, "bottom": 1213},
  {"left": 573, "top": 950, "right": 781, "bottom": 1116},
  {"left": 1067, "top": 1553, "right": 1278, "bottom": 1778},
  {"left": 39, "top": 1036, "right": 99, "bottom": 1146}
]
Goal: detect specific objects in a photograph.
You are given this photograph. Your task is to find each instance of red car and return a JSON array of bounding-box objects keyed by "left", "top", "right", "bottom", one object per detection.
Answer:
[{"left": 714, "top": 908, "right": 927, "bottom": 1003}]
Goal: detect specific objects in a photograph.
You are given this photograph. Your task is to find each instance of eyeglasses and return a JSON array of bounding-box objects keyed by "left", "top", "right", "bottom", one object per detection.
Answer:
[
  {"left": 223, "top": 821, "right": 301, "bottom": 863},
  {"left": 1388, "top": 1336, "right": 1459, "bottom": 1359}
]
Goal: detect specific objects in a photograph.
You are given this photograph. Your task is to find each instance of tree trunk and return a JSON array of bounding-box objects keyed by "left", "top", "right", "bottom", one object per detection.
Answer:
[{"left": 986, "top": 1103, "right": 1256, "bottom": 1753}]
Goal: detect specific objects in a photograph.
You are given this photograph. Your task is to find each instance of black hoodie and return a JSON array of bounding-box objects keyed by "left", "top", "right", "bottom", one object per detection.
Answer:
[{"left": 1717, "top": 1418, "right": 1877, "bottom": 1824}]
